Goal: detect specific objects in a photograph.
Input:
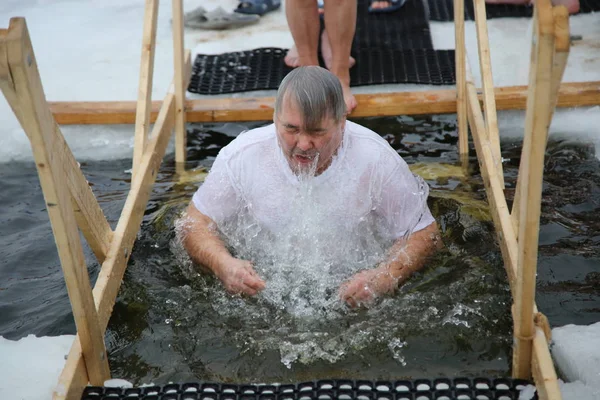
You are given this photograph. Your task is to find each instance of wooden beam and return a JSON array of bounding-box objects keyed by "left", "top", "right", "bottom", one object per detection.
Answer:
[
  {"left": 513, "top": 0, "right": 556, "bottom": 381},
  {"left": 172, "top": 0, "right": 186, "bottom": 164},
  {"left": 54, "top": 51, "right": 192, "bottom": 400},
  {"left": 46, "top": 82, "right": 600, "bottom": 125},
  {"left": 47, "top": 81, "right": 600, "bottom": 125},
  {"left": 133, "top": 0, "right": 159, "bottom": 176},
  {"left": 532, "top": 327, "right": 562, "bottom": 400},
  {"left": 511, "top": 6, "right": 570, "bottom": 238},
  {"left": 473, "top": 0, "right": 504, "bottom": 187},
  {"left": 466, "top": 64, "right": 518, "bottom": 290},
  {"left": 0, "top": 18, "right": 110, "bottom": 385},
  {"left": 454, "top": 0, "right": 469, "bottom": 157}
]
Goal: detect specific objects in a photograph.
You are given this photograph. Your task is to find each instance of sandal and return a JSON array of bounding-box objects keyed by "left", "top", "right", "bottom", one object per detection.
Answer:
[
  {"left": 368, "top": 0, "right": 408, "bottom": 13},
  {"left": 235, "top": 0, "right": 282, "bottom": 16},
  {"left": 184, "top": 6, "right": 260, "bottom": 30}
]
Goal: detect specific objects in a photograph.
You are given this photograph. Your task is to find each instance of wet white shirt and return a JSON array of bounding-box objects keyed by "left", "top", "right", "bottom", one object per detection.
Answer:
[{"left": 192, "top": 121, "right": 435, "bottom": 242}]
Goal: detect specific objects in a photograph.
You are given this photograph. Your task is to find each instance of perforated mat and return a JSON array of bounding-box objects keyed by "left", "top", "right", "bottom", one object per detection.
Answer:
[
  {"left": 188, "top": 0, "right": 455, "bottom": 95},
  {"left": 81, "top": 377, "right": 537, "bottom": 399},
  {"left": 428, "top": 0, "right": 600, "bottom": 21}
]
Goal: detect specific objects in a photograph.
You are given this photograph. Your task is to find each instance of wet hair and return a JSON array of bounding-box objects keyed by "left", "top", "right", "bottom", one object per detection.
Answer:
[{"left": 274, "top": 66, "right": 346, "bottom": 131}]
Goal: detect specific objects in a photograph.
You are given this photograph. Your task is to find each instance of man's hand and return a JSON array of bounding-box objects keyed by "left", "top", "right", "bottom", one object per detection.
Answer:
[
  {"left": 215, "top": 258, "right": 266, "bottom": 296},
  {"left": 338, "top": 265, "right": 399, "bottom": 308}
]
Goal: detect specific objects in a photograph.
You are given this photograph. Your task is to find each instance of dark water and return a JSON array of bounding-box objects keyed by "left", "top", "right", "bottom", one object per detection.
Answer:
[{"left": 0, "top": 116, "right": 598, "bottom": 386}]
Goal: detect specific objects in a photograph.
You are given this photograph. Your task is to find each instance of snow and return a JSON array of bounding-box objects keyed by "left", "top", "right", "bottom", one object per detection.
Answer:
[
  {"left": 0, "top": 334, "right": 75, "bottom": 400},
  {"left": 552, "top": 322, "right": 600, "bottom": 399}
]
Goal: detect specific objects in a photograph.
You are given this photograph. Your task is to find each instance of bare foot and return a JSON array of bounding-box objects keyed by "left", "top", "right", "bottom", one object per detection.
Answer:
[
  {"left": 285, "top": 45, "right": 319, "bottom": 68},
  {"left": 340, "top": 81, "right": 357, "bottom": 114},
  {"left": 320, "top": 29, "right": 356, "bottom": 70},
  {"left": 284, "top": 45, "right": 300, "bottom": 68}
]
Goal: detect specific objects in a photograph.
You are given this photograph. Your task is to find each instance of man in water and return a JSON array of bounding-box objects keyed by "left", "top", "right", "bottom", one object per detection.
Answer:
[{"left": 180, "top": 66, "right": 440, "bottom": 308}]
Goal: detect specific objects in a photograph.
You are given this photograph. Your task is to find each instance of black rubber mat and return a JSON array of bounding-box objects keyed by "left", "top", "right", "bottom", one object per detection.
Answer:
[
  {"left": 188, "top": 0, "right": 455, "bottom": 94},
  {"left": 428, "top": 0, "right": 600, "bottom": 21},
  {"left": 81, "top": 378, "right": 537, "bottom": 399}
]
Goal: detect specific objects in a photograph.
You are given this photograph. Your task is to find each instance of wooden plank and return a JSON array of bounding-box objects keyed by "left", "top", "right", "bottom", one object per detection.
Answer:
[
  {"left": 47, "top": 81, "right": 600, "bottom": 124},
  {"left": 55, "top": 51, "right": 192, "bottom": 400},
  {"left": 172, "top": 0, "right": 186, "bottom": 164},
  {"left": 550, "top": 6, "right": 570, "bottom": 118},
  {"left": 513, "top": 0, "right": 556, "bottom": 380},
  {"left": 454, "top": 0, "right": 469, "bottom": 157},
  {"left": 466, "top": 64, "right": 518, "bottom": 290},
  {"left": 511, "top": 6, "right": 570, "bottom": 237},
  {"left": 473, "top": 0, "right": 504, "bottom": 187},
  {"left": 133, "top": 0, "right": 159, "bottom": 176},
  {"left": 532, "top": 327, "right": 562, "bottom": 400},
  {"left": 0, "top": 18, "right": 110, "bottom": 385}
]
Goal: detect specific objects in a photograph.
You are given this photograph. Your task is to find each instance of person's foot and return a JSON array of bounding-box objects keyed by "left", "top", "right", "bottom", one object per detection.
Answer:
[
  {"left": 320, "top": 29, "right": 356, "bottom": 70},
  {"left": 284, "top": 45, "right": 300, "bottom": 68},
  {"left": 284, "top": 46, "right": 318, "bottom": 68},
  {"left": 338, "top": 78, "right": 357, "bottom": 114}
]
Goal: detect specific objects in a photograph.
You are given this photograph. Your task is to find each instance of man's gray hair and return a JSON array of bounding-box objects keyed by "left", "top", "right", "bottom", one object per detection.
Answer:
[{"left": 274, "top": 66, "right": 346, "bottom": 131}]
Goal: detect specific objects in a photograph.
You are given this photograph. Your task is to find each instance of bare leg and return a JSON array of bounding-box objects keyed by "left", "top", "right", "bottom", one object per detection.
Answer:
[
  {"left": 320, "top": 29, "right": 356, "bottom": 70},
  {"left": 284, "top": 0, "right": 320, "bottom": 68},
  {"left": 323, "top": 0, "right": 358, "bottom": 113}
]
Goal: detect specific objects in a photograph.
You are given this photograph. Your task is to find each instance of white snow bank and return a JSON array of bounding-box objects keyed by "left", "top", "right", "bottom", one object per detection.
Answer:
[
  {"left": 0, "top": 334, "right": 75, "bottom": 400},
  {"left": 552, "top": 321, "right": 600, "bottom": 398}
]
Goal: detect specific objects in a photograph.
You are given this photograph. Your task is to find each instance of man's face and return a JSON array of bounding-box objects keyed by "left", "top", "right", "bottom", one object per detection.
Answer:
[{"left": 274, "top": 97, "right": 345, "bottom": 175}]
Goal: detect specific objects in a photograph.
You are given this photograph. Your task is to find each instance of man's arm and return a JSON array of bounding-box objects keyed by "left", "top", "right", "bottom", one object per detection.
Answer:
[
  {"left": 180, "top": 203, "right": 265, "bottom": 296},
  {"left": 339, "top": 221, "right": 441, "bottom": 307}
]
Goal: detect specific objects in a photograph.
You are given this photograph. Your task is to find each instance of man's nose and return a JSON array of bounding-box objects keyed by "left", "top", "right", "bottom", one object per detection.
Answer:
[{"left": 296, "top": 132, "right": 313, "bottom": 151}]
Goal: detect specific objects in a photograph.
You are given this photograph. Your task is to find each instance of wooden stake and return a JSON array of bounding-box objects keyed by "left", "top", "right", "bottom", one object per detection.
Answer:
[
  {"left": 455, "top": 0, "right": 469, "bottom": 157},
  {"left": 472, "top": 0, "right": 504, "bottom": 187},
  {"left": 512, "top": 0, "right": 555, "bottom": 380},
  {"left": 549, "top": 6, "right": 570, "bottom": 120},
  {"left": 0, "top": 18, "right": 110, "bottom": 385},
  {"left": 54, "top": 51, "right": 192, "bottom": 400},
  {"left": 171, "top": 0, "right": 186, "bottom": 165},
  {"left": 133, "top": 0, "right": 159, "bottom": 177},
  {"left": 511, "top": 6, "right": 570, "bottom": 237}
]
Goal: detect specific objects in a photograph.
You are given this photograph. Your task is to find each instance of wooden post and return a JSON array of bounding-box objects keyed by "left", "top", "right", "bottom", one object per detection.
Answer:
[
  {"left": 511, "top": 6, "right": 569, "bottom": 237},
  {"left": 172, "top": 0, "right": 187, "bottom": 165},
  {"left": 133, "top": 0, "right": 159, "bottom": 177},
  {"left": 454, "top": 0, "right": 469, "bottom": 158},
  {"left": 512, "top": 0, "right": 556, "bottom": 380},
  {"left": 0, "top": 18, "right": 110, "bottom": 385},
  {"left": 472, "top": 0, "right": 504, "bottom": 187}
]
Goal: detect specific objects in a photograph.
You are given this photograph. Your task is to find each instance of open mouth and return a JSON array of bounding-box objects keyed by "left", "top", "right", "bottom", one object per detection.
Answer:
[{"left": 294, "top": 154, "right": 316, "bottom": 164}]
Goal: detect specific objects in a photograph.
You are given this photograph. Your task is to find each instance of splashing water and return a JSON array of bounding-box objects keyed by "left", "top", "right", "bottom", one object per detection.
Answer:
[{"left": 169, "top": 155, "right": 474, "bottom": 370}]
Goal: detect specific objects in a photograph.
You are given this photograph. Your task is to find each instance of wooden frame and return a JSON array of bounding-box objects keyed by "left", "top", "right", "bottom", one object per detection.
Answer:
[
  {"left": 0, "top": 0, "right": 574, "bottom": 398},
  {"left": 458, "top": 0, "right": 569, "bottom": 397}
]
